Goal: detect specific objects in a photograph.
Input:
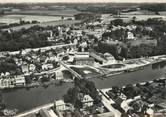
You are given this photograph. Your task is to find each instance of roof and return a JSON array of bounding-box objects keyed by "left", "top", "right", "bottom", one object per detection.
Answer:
[
  {"left": 55, "top": 100, "right": 65, "bottom": 106},
  {"left": 82, "top": 95, "right": 94, "bottom": 103},
  {"left": 75, "top": 52, "right": 89, "bottom": 55},
  {"left": 74, "top": 57, "right": 94, "bottom": 61}
]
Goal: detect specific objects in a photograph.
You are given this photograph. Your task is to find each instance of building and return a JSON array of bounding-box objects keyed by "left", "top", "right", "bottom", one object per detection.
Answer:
[
  {"left": 21, "top": 64, "right": 29, "bottom": 73},
  {"left": 14, "top": 75, "right": 26, "bottom": 86},
  {"left": 29, "top": 64, "right": 36, "bottom": 72},
  {"left": 73, "top": 57, "right": 94, "bottom": 66},
  {"left": 0, "top": 78, "right": 14, "bottom": 89},
  {"left": 74, "top": 52, "right": 94, "bottom": 66},
  {"left": 42, "top": 64, "right": 54, "bottom": 70},
  {"left": 75, "top": 52, "right": 90, "bottom": 58},
  {"left": 54, "top": 100, "right": 66, "bottom": 111},
  {"left": 127, "top": 31, "right": 135, "bottom": 40},
  {"left": 103, "top": 53, "right": 117, "bottom": 64},
  {"left": 81, "top": 95, "right": 94, "bottom": 109},
  {"left": 55, "top": 70, "right": 63, "bottom": 80}
]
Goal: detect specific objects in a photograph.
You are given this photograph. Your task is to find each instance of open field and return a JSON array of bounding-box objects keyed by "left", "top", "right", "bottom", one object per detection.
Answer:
[
  {"left": 121, "top": 10, "right": 155, "bottom": 15},
  {"left": 0, "top": 14, "right": 74, "bottom": 24},
  {"left": 3, "top": 20, "right": 81, "bottom": 31},
  {"left": 6, "top": 9, "right": 80, "bottom": 16},
  {"left": 102, "top": 14, "right": 166, "bottom": 24}
]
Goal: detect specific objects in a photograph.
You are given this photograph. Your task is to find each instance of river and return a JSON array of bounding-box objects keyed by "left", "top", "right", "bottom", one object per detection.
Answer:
[{"left": 2, "top": 60, "right": 166, "bottom": 113}]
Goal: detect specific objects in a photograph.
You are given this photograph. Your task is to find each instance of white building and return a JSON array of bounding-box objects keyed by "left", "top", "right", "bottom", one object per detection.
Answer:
[
  {"left": 81, "top": 95, "right": 94, "bottom": 109},
  {"left": 127, "top": 32, "right": 135, "bottom": 40},
  {"left": 103, "top": 53, "right": 117, "bottom": 64},
  {"left": 54, "top": 100, "right": 66, "bottom": 111},
  {"left": 21, "top": 64, "right": 29, "bottom": 73},
  {"left": 55, "top": 70, "right": 63, "bottom": 80},
  {"left": 42, "top": 64, "right": 54, "bottom": 70},
  {"left": 29, "top": 64, "right": 36, "bottom": 72},
  {"left": 75, "top": 52, "right": 90, "bottom": 59},
  {"left": 14, "top": 75, "right": 26, "bottom": 86}
]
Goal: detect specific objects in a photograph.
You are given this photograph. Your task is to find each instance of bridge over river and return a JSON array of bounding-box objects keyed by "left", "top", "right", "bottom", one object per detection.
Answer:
[{"left": 2, "top": 60, "right": 166, "bottom": 114}]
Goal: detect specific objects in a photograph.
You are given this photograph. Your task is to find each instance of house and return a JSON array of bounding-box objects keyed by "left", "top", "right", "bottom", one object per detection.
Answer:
[
  {"left": 103, "top": 53, "right": 117, "bottom": 64},
  {"left": 127, "top": 31, "right": 135, "bottom": 40},
  {"left": 4, "top": 72, "right": 10, "bottom": 76},
  {"left": 46, "top": 56, "right": 58, "bottom": 62},
  {"left": 55, "top": 70, "right": 63, "bottom": 80},
  {"left": 21, "top": 64, "right": 29, "bottom": 73},
  {"left": 14, "top": 75, "right": 26, "bottom": 86},
  {"left": 54, "top": 100, "right": 66, "bottom": 111},
  {"left": 73, "top": 52, "right": 94, "bottom": 65},
  {"left": 42, "top": 64, "right": 54, "bottom": 70},
  {"left": 81, "top": 95, "right": 94, "bottom": 109},
  {"left": 0, "top": 78, "right": 14, "bottom": 89},
  {"left": 75, "top": 52, "right": 90, "bottom": 58},
  {"left": 79, "top": 41, "right": 88, "bottom": 52},
  {"left": 29, "top": 64, "right": 36, "bottom": 72}
]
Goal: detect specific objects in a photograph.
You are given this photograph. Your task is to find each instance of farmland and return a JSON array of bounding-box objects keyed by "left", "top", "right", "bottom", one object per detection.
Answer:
[
  {"left": 3, "top": 20, "right": 81, "bottom": 31},
  {"left": 0, "top": 14, "right": 74, "bottom": 24}
]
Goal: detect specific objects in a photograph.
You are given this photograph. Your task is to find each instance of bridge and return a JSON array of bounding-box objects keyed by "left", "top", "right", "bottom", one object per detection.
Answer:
[{"left": 58, "top": 61, "right": 83, "bottom": 79}]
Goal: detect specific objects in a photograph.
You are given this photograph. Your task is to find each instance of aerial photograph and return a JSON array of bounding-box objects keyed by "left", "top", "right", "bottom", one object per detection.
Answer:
[{"left": 0, "top": 0, "right": 166, "bottom": 117}]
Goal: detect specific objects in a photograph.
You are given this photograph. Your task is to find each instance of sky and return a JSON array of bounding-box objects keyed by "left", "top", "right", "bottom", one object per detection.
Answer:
[{"left": 0, "top": 0, "right": 166, "bottom": 3}]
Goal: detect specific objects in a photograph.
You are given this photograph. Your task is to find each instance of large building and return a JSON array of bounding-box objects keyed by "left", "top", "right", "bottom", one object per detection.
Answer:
[{"left": 73, "top": 52, "right": 94, "bottom": 66}]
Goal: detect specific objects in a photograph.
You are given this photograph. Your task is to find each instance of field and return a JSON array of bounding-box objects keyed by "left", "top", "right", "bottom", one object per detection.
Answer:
[
  {"left": 121, "top": 10, "right": 155, "bottom": 15},
  {"left": 0, "top": 14, "right": 74, "bottom": 24},
  {"left": 6, "top": 9, "right": 80, "bottom": 16},
  {"left": 102, "top": 14, "right": 166, "bottom": 24},
  {"left": 3, "top": 20, "right": 81, "bottom": 31}
]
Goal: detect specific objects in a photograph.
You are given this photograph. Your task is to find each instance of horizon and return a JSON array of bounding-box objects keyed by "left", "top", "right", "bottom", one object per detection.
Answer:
[{"left": 0, "top": 0, "right": 166, "bottom": 3}]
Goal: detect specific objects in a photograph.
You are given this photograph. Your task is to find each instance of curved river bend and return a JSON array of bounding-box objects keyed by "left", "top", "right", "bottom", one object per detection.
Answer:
[{"left": 2, "top": 61, "right": 166, "bottom": 113}]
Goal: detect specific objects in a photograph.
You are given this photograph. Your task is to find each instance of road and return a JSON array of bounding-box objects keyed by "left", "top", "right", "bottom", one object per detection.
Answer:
[
  {"left": 98, "top": 90, "right": 121, "bottom": 117},
  {"left": 15, "top": 103, "right": 54, "bottom": 117}
]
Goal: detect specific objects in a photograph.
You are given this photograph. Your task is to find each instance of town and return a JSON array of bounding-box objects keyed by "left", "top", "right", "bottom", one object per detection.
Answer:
[{"left": 0, "top": 2, "right": 166, "bottom": 117}]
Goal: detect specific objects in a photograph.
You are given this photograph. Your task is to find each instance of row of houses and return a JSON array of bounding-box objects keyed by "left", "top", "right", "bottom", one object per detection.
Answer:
[
  {"left": 0, "top": 75, "right": 26, "bottom": 89},
  {"left": 20, "top": 94, "right": 114, "bottom": 117}
]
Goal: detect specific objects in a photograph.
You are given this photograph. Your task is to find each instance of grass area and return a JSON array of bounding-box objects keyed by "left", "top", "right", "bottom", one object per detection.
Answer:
[
  {"left": 0, "top": 15, "right": 68, "bottom": 24},
  {"left": 3, "top": 20, "right": 81, "bottom": 31},
  {"left": 121, "top": 10, "right": 155, "bottom": 15},
  {"left": 6, "top": 9, "right": 80, "bottom": 16},
  {"left": 70, "top": 66, "right": 101, "bottom": 78}
]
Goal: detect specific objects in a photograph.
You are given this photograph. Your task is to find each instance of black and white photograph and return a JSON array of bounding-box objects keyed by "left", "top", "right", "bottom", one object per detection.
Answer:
[{"left": 0, "top": 0, "right": 166, "bottom": 117}]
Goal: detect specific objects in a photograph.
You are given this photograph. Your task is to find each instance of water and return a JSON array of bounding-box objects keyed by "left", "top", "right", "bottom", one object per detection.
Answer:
[
  {"left": 90, "top": 63, "right": 166, "bottom": 89},
  {"left": 2, "top": 61, "right": 166, "bottom": 113},
  {"left": 2, "top": 83, "right": 73, "bottom": 113}
]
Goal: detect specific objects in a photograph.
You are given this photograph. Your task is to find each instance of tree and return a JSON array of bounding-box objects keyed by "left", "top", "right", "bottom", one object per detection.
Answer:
[
  {"left": 111, "top": 19, "right": 124, "bottom": 26},
  {"left": 74, "top": 99, "right": 83, "bottom": 109},
  {"left": 131, "top": 16, "right": 136, "bottom": 23}
]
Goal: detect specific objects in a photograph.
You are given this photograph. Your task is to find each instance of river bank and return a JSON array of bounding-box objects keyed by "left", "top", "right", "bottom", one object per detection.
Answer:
[{"left": 1, "top": 59, "right": 166, "bottom": 114}]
